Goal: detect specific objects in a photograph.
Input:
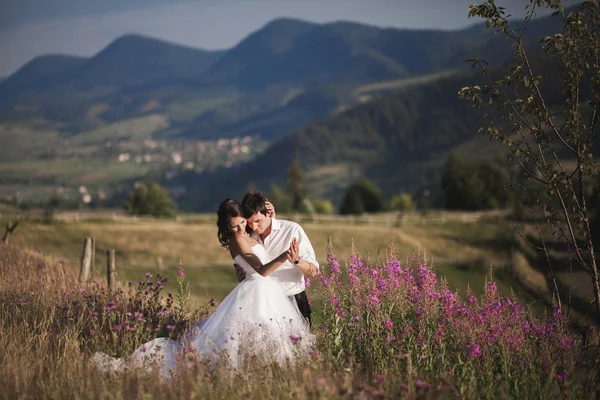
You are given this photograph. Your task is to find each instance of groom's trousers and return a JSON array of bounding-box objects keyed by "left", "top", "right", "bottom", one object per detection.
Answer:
[{"left": 291, "top": 290, "right": 312, "bottom": 329}]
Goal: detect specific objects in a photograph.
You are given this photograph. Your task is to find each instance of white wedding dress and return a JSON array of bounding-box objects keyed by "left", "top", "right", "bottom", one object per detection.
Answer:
[{"left": 93, "top": 244, "right": 314, "bottom": 378}]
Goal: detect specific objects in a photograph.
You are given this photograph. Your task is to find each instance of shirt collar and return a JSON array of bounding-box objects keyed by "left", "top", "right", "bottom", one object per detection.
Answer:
[{"left": 270, "top": 217, "right": 281, "bottom": 231}]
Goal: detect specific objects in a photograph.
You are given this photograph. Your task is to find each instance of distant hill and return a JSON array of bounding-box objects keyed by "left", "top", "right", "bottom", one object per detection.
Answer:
[
  {"left": 181, "top": 83, "right": 358, "bottom": 140},
  {"left": 0, "top": 35, "right": 224, "bottom": 103},
  {"left": 1, "top": 7, "right": 586, "bottom": 210},
  {"left": 176, "top": 46, "right": 583, "bottom": 212},
  {"left": 0, "top": 8, "right": 572, "bottom": 141},
  {"left": 68, "top": 34, "right": 225, "bottom": 89},
  {"left": 174, "top": 72, "right": 489, "bottom": 211},
  {"left": 0, "top": 54, "right": 88, "bottom": 99},
  {"left": 198, "top": 18, "right": 489, "bottom": 90}
]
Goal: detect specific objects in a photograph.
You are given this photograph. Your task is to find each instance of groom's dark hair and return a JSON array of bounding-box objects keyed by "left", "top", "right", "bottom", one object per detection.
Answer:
[{"left": 241, "top": 190, "right": 268, "bottom": 218}]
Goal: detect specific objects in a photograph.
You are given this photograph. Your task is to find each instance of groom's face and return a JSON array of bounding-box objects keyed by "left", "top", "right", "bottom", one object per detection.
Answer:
[{"left": 246, "top": 212, "right": 269, "bottom": 235}]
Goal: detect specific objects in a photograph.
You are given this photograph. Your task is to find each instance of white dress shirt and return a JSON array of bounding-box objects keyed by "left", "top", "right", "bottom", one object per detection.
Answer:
[{"left": 251, "top": 218, "right": 319, "bottom": 296}]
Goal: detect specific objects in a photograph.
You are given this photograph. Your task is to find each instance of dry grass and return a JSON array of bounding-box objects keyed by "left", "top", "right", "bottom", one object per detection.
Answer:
[{"left": 2, "top": 217, "right": 535, "bottom": 308}]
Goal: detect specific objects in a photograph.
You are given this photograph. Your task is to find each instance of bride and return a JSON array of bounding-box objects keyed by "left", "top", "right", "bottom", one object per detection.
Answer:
[{"left": 93, "top": 198, "right": 315, "bottom": 377}]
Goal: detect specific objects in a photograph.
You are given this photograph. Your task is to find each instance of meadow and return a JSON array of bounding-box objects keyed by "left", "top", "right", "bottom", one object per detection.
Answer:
[
  {"left": 4, "top": 214, "right": 540, "bottom": 305},
  {"left": 1, "top": 224, "right": 598, "bottom": 399}
]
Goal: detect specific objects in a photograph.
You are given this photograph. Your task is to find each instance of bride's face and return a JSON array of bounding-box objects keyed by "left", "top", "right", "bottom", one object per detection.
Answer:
[{"left": 228, "top": 216, "right": 247, "bottom": 236}]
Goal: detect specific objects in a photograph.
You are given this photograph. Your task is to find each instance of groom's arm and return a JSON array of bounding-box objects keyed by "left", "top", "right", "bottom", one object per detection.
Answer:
[
  {"left": 233, "top": 263, "right": 246, "bottom": 282},
  {"left": 295, "top": 259, "right": 318, "bottom": 278},
  {"left": 295, "top": 225, "right": 319, "bottom": 278}
]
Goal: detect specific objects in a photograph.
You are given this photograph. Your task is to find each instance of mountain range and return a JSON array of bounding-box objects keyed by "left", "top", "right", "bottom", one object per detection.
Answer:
[
  {"left": 0, "top": 17, "right": 498, "bottom": 138},
  {"left": 0, "top": 6, "right": 579, "bottom": 209}
]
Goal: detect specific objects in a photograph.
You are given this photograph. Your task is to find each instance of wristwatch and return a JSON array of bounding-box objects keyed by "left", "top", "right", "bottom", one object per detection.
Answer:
[{"left": 293, "top": 260, "right": 300, "bottom": 265}]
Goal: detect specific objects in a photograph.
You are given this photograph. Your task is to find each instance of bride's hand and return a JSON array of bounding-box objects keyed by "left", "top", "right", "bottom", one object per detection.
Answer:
[
  {"left": 286, "top": 238, "right": 299, "bottom": 264},
  {"left": 265, "top": 200, "right": 276, "bottom": 218}
]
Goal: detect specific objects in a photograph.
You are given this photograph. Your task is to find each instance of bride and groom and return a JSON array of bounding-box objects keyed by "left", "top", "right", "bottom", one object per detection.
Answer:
[{"left": 93, "top": 191, "right": 319, "bottom": 377}]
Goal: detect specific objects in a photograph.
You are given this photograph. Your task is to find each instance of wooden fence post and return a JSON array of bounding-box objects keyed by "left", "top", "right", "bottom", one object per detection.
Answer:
[
  {"left": 107, "top": 249, "right": 116, "bottom": 293},
  {"left": 90, "top": 237, "right": 96, "bottom": 278},
  {"left": 2, "top": 220, "right": 19, "bottom": 245},
  {"left": 156, "top": 257, "right": 165, "bottom": 271},
  {"left": 79, "top": 237, "right": 93, "bottom": 283}
]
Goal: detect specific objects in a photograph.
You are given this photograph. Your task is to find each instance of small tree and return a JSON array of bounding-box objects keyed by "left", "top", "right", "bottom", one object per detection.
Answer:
[
  {"left": 339, "top": 178, "right": 383, "bottom": 215},
  {"left": 268, "top": 184, "right": 292, "bottom": 213},
  {"left": 313, "top": 199, "right": 334, "bottom": 215},
  {"left": 389, "top": 193, "right": 416, "bottom": 212},
  {"left": 353, "top": 178, "right": 383, "bottom": 213},
  {"left": 339, "top": 186, "right": 365, "bottom": 215},
  {"left": 125, "top": 182, "right": 177, "bottom": 218},
  {"left": 286, "top": 158, "right": 307, "bottom": 212},
  {"left": 460, "top": 1, "right": 600, "bottom": 319},
  {"left": 441, "top": 153, "right": 485, "bottom": 210},
  {"left": 298, "top": 198, "right": 316, "bottom": 215}
]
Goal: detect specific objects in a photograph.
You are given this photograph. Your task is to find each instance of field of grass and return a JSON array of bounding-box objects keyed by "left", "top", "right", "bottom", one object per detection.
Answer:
[
  {"left": 3, "top": 216, "right": 548, "bottom": 309},
  {"left": 68, "top": 114, "right": 169, "bottom": 146},
  {"left": 0, "top": 159, "right": 150, "bottom": 188},
  {"left": 2, "top": 221, "right": 597, "bottom": 399},
  {"left": 353, "top": 70, "right": 459, "bottom": 96}
]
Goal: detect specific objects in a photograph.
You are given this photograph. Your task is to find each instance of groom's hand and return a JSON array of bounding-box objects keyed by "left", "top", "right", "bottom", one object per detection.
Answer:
[{"left": 233, "top": 263, "right": 246, "bottom": 282}]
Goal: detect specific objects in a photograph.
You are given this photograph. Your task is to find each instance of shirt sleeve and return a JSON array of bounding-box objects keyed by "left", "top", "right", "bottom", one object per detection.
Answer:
[{"left": 295, "top": 224, "right": 319, "bottom": 272}]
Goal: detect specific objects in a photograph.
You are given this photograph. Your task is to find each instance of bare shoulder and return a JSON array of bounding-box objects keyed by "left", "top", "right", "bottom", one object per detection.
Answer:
[{"left": 231, "top": 234, "right": 255, "bottom": 253}]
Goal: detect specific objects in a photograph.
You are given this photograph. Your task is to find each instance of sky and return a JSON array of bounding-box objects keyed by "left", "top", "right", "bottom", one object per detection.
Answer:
[{"left": 0, "top": 0, "right": 578, "bottom": 77}]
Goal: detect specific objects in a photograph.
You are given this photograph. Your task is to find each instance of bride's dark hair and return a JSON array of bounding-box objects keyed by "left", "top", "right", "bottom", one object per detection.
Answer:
[{"left": 217, "top": 198, "right": 244, "bottom": 249}]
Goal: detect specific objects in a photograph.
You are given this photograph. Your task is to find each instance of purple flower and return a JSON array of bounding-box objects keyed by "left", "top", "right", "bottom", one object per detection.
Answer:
[
  {"left": 289, "top": 335, "right": 300, "bottom": 345},
  {"left": 468, "top": 295, "right": 476, "bottom": 304},
  {"left": 369, "top": 294, "right": 380, "bottom": 306},
  {"left": 467, "top": 343, "right": 482, "bottom": 359},
  {"left": 552, "top": 308, "right": 563, "bottom": 321},
  {"left": 167, "top": 325, "right": 175, "bottom": 331},
  {"left": 415, "top": 380, "right": 430, "bottom": 390},
  {"left": 376, "top": 278, "right": 388, "bottom": 292},
  {"left": 156, "top": 309, "right": 169, "bottom": 317},
  {"left": 561, "top": 336, "right": 575, "bottom": 349},
  {"left": 177, "top": 268, "right": 185, "bottom": 278},
  {"left": 383, "top": 320, "right": 393, "bottom": 331},
  {"left": 328, "top": 253, "right": 341, "bottom": 275},
  {"left": 376, "top": 374, "right": 386, "bottom": 384},
  {"left": 145, "top": 272, "right": 152, "bottom": 278},
  {"left": 385, "top": 259, "right": 402, "bottom": 277},
  {"left": 555, "top": 370, "right": 567, "bottom": 382},
  {"left": 304, "top": 277, "right": 311, "bottom": 289},
  {"left": 210, "top": 298, "right": 217, "bottom": 307}
]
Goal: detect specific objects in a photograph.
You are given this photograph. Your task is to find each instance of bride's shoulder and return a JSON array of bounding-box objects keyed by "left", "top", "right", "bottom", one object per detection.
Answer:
[{"left": 230, "top": 234, "right": 253, "bottom": 250}]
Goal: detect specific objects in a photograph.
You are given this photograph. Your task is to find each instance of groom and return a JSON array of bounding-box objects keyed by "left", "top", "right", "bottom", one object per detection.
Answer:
[{"left": 234, "top": 190, "right": 319, "bottom": 328}]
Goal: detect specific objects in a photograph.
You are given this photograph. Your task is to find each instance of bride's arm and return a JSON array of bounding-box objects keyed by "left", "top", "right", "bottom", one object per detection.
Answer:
[{"left": 231, "top": 236, "right": 295, "bottom": 277}]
